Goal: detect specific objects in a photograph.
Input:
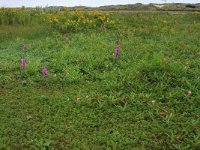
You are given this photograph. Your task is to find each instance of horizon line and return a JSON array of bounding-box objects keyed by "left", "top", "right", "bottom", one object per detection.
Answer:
[{"left": 1, "top": 2, "right": 200, "bottom": 8}]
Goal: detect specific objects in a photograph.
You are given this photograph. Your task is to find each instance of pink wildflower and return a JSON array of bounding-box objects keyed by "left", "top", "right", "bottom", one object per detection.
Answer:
[
  {"left": 21, "top": 57, "right": 26, "bottom": 69},
  {"left": 115, "top": 41, "right": 120, "bottom": 58},
  {"left": 42, "top": 66, "right": 48, "bottom": 77},
  {"left": 23, "top": 44, "right": 27, "bottom": 52},
  {"left": 102, "top": 22, "right": 106, "bottom": 29}
]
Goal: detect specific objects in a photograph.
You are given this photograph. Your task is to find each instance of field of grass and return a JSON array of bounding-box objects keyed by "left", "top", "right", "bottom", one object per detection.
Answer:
[{"left": 0, "top": 10, "right": 200, "bottom": 149}]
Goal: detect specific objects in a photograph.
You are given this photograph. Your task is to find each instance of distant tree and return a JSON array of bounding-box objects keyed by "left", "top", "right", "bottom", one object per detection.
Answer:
[{"left": 186, "top": 4, "right": 196, "bottom": 8}]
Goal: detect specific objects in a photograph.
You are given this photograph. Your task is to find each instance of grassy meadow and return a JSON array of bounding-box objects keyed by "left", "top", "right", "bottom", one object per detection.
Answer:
[{"left": 0, "top": 8, "right": 200, "bottom": 149}]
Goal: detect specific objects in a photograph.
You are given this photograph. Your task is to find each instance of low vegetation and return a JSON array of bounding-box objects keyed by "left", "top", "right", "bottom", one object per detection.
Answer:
[{"left": 0, "top": 7, "right": 200, "bottom": 149}]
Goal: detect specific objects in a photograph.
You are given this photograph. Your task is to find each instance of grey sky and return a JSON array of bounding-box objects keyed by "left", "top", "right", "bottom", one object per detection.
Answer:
[{"left": 1, "top": 0, "right": 199, "bottom": 8}]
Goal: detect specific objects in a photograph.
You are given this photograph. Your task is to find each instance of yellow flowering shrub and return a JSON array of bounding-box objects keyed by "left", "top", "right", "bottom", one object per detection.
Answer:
[
  {"left": 44, "top": 9, "right": 115, "bottom": 32},
  {"left": 0, "top": 7, "right": 115, "bottom": 32}
]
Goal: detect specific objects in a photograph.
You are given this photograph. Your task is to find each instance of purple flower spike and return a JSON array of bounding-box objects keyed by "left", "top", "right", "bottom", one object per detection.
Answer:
[
  {"left": 115, "top": 42, "right": 120, "bottom": 58},
  {"left": 42, "top": 66, "right": 48, "bottom": 77},
  {"left": 23, "top": 44, "right": 27, "bottom": 52},
  {"left": 103, "top": 22, "right": 106, "bottom": 29},
  {"left": 21, "top": 58, "right": 26, "bottom": 69}
]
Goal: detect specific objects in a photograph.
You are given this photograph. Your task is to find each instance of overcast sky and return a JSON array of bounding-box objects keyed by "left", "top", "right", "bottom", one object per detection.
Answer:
[{"left": 1, "top": 0, "right": 199, "bottom": 8}]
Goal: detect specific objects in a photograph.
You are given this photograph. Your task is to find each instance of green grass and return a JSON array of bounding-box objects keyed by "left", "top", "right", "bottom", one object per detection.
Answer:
[{"left": 0, "top": 12, "right": 200, "bottom": 149}]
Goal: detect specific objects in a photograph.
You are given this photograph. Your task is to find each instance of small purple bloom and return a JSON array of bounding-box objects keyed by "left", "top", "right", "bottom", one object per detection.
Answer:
[
  {"left": 42, "top": 66, "right": 48, "bottom": 77},
  {"left": 23, "top": 44, "right": 27, "bottom": 53},
  {"left": 103, "top": 22, "right": 106, "bottom": 29},
  {"left": 21, "top": 58, "right": 26, "bottom": 69},
  {"left": 115, "top": 43, "right": 120, "bottom": 58}
]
